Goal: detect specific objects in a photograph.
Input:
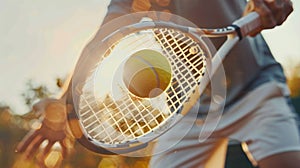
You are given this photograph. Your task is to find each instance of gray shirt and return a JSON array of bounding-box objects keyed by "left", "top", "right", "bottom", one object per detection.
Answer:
[{"left": 102, "top": 0, "right": 286, "bottom": 112}]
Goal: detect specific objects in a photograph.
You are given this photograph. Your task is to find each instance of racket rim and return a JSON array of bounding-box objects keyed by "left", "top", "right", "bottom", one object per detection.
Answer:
[{"left": 67, "top": 10, "right": 260, "bottom": 154}]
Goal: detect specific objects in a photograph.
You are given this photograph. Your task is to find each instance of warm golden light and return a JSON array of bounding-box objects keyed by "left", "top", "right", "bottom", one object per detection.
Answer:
[{"left": 44, "top": 151, "right": 63, "bottom": 168}]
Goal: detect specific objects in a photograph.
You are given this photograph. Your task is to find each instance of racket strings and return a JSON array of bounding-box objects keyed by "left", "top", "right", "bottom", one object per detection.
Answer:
[
  {"left": 78, "top": 30, "right": 172, "bottom": 144},
  {"left": 153, "top": 28, "right": 207, "bottom": 112},
  {"left": 80, "top": 93, "right": 169, "bottom": 143},
  {"left": 77, "top": 27, "right": 207, "bottom": 146},
  {"left": 80, "top": 85, "right": 170, "bottom": 143},
  {"left": 154, "top": 29, "right": 206, "bottom": 84}
]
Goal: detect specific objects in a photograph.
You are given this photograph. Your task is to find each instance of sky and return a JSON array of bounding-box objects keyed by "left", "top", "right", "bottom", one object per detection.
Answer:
[{"left": 0, "top": 0, "right": 299, "bottom": 115}]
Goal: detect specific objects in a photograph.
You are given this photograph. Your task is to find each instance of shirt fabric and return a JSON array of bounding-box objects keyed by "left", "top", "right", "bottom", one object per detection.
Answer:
[{"left": 102, "top": 0, "right": 287, "bottom": 113}]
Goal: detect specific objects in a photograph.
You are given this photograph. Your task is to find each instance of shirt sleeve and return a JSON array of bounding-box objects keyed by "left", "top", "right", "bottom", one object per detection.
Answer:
[{"left": 102, "top": 0, "right": 133, "bottom": 25}]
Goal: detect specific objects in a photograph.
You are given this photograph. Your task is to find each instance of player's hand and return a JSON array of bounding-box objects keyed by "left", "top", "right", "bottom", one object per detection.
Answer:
[
  {"left": 244, "top": 0, "right": 293, "bottom": 36},
  {"left": 16, "top": 98, "right": 73, "bottom": 165}
]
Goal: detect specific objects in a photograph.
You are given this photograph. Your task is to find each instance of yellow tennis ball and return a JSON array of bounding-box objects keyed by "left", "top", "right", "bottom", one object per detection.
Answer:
[{"left": 123, "top": 49, "right": 172, "bottom": 98}]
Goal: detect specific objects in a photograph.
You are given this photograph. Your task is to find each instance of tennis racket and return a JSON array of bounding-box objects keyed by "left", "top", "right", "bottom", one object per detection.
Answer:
[{"left": 67, "top": 11, "right": 261, "bottom": 155}]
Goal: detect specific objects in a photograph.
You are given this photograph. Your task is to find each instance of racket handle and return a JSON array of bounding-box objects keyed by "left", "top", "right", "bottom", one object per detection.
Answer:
[{"left": 232, "top": 12, "right": 261, "bottom": 38}]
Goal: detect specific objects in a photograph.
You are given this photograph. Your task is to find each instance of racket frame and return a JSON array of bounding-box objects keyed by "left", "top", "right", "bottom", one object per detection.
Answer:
[{"left": 66, "top": 12, "right": 261, "bottom": 155}]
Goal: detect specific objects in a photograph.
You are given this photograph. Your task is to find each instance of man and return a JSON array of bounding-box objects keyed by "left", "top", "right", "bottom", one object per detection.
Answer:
[{"left": 17, "top": 0, "right": 300, "bottom": 167}]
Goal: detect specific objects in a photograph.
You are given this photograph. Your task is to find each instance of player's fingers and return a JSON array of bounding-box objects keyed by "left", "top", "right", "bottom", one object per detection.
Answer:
[
  {"left": 277, "top": 0, "right": 293, "bottom": 13},
  {"left": 25, "top": 135, "right": 45, "bottom": 159},
  {"left": 252, "top": 0, "right": 277, "bottom": 29},
  {"left": 59, "top": 140, "right": 68, "bottom": 158},
  {"left": 264, "top": 0, "right": 293, "bottom": 26},
  {"left": 16, "top": 130, "right": 39, "bottom": 153},
  {"left": 42, "top": 140, "right": 55, "bottom": 158},
  {"left": 265, "top": 0, "right": 284, "bottom": 24}
]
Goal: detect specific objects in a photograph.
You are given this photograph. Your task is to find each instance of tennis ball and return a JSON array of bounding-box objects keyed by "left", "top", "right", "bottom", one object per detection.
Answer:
[{"left": 123, "top": 49, "right": 172, "bottom": 98}]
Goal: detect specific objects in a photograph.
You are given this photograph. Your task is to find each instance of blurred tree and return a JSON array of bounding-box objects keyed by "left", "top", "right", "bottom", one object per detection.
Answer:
[
  {"left": 287, "top": 64, "right": 300, "bottom": 98},
  {"left": 21, "top": 80, "right": 53, "bottom": 109},
  {"left": 287, "top": 64, "right": 300, "bottom": 116},
  {"left": 0, "top": 104, "right": 29, "bottom": 167}
]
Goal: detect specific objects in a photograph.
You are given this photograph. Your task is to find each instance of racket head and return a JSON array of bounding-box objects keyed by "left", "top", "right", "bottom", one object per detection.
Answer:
[{"left": 67, "top": 11, "right": 215, "bottom": 155}]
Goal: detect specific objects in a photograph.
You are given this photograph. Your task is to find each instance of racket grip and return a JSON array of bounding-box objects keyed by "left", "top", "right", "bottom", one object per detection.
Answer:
[{"left": 232, "top": 12, "right": 261, "bottom": 38}]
